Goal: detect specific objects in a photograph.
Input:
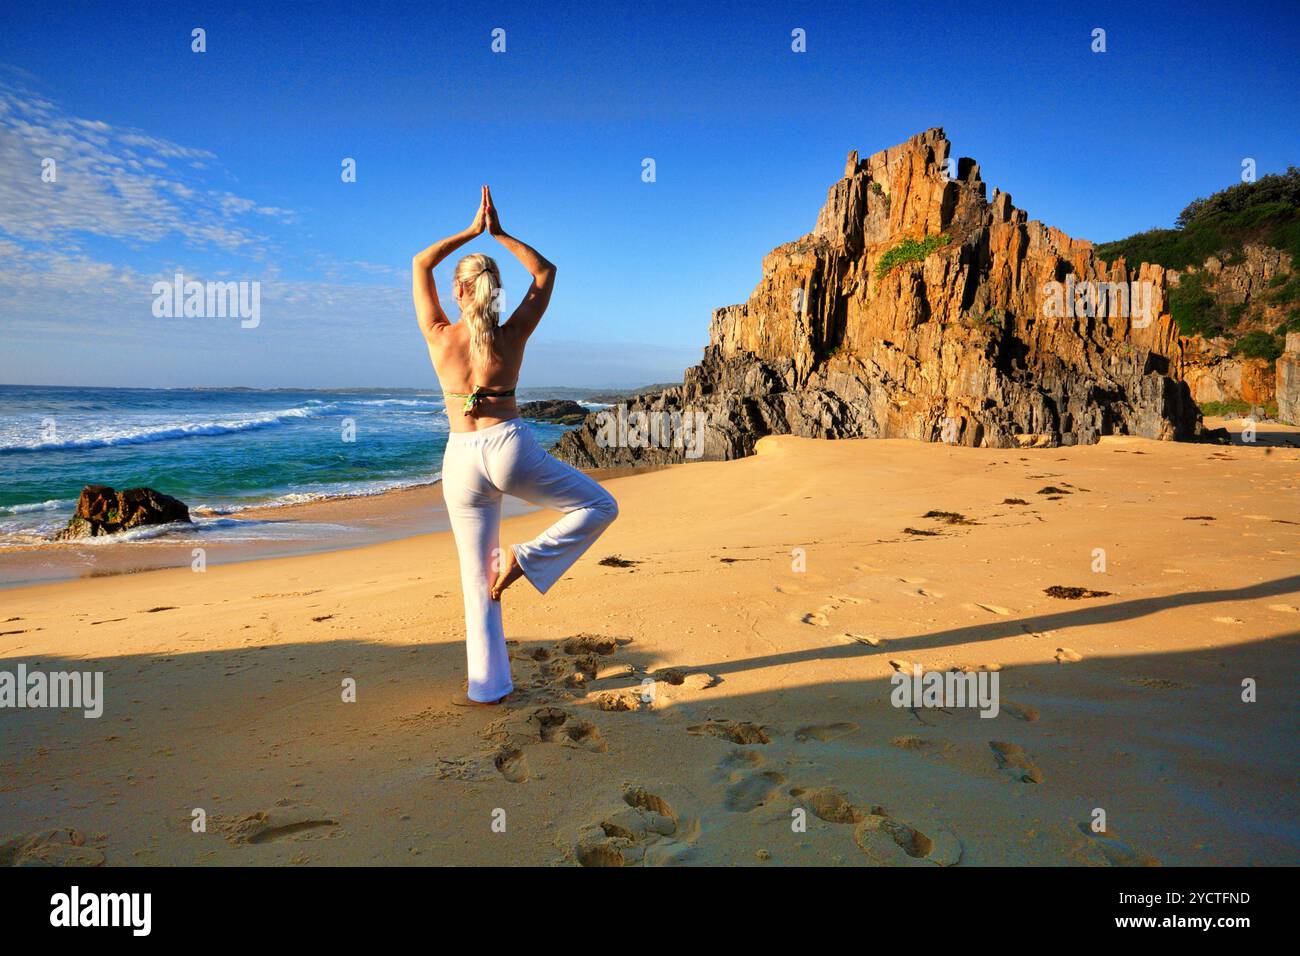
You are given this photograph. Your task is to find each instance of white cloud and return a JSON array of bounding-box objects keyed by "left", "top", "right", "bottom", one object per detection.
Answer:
[{"left": 0, "top": 79, "right": 266, "bottom": 253}]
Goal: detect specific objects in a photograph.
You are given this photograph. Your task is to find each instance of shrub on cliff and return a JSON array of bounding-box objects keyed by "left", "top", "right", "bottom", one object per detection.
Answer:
[
  {"left": 874, "top": 233, "right": 950, "bottom": 280},
  {"left": 1168, "top": 271, "right": 1225, "bottom": 338},
  {"left": 1231, "top": 329, "right": 1285, "bottom": 361}
]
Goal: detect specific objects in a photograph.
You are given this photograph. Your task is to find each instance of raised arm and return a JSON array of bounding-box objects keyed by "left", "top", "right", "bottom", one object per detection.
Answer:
[
  {"left": 485, "top": 187, "right": 556, "bottom": 339},
  {"left": 412, "top": 187, "right": 488, "bottom": 336}
]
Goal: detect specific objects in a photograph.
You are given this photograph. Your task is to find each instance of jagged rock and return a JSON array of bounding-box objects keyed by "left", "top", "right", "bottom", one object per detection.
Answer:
[
  {"left": 1182, "top": 337, "right": 1276, "bottom": 405},
  {"left": 1176, "top": 244, "right": 1291, "bottom": 405},
  {"left": 1278, "top": 333, "right": 1300, "bottom": 425},
  {"left": 1200, "top": 244, "right": 1289, "bottom": 302},
  {"left": 55, "top": 485, "right": 191, "bottom": 540},
  {"left": 554, "top": 129, "right": 1202, "bottom": 467},
  {"left": 519, "top": 399, "right": 588, "bottom": 424}
]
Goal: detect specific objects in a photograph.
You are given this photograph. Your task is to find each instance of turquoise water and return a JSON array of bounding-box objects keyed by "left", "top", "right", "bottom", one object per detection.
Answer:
[{"left": 0, "top": 385, "right": 583, "bottom": 547}]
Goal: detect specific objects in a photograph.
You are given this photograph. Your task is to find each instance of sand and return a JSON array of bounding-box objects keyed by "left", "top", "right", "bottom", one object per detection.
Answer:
[{"left": 2, "top": 425, "right": 1298, "bottom": 866}]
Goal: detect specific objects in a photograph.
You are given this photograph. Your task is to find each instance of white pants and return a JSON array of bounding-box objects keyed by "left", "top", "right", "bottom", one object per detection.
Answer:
[{"left": 441, "top": 418, "right": 618, "bottom": 701}]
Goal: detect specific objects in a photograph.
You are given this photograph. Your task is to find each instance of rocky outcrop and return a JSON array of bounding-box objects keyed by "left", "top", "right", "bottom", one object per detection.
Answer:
[
  {"left": 1278, "top": 333, "right": 1300, "bottom": 424},
  {"left": 1202, "top": 244, "right": 1290, "bottom": 303},
  {"left": 520, "top": 399, "right": 588, "bottom": 424},
  {"left": 554, "top": 128, "right": 1202, "bottom": 467},
  {"left": 55, "top": 485, "right": 191, "bottom": 540},
  {"left": 1181, "top": 337, "right": 1276, "bottom": 406},
  {"left": 1176, "top": 244, "right": 1292, "bottom": 406}
]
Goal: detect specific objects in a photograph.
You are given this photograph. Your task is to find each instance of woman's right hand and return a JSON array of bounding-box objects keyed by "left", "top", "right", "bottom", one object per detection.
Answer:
[{"left": 469, "top": 186, "right": 489, "bottom": 235}]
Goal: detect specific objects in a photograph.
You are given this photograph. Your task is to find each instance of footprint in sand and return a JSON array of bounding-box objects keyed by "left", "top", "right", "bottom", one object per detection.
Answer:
[
  {"left": 1269, "top": 604, "right": 1300, "bottom": 613},
  {"left": 1055, "top": 647, "right": 1084, "bottom": 663},
  {"left": 527, "top": 707, "right": 608, "bottom": 753},
  {"left": 989, "top": 741, "right": 1042, "bottom": 783},
  {"left": 591, "top": 689, "right": 647, "bottom": 712},
  {"left": 1001, "top": 701, "right": 1040, "bottom": 722},
  {"left": 853, "top": 814, "right": 963, "bottom": 867},
  {"left": 493, "top": 747, "right": 530, "bottom": 782},
  {"left": 787, "top": 787, "right": 962, "bottom": 866},
  {"left": 573, "top": 787, "right": 683, "bottom": 867},
  {"left": 0, "top": 828, "right": 106, "bottom": 866},
  {"left": 789, "top": 786, "right": 872, "bottom": 824},
  {"left": 724, "top": 770, "right": 787, "bottom": 812},
  {"left": 1211, "top": 617, "right": 1244, "bottom": 625},
  {"left": 793, "top": 722, "right": 859, "bottom": 742},
  {"left": 963, "top": 602, "right": 1014, "bottom": 616},
  {"left": 651, "top": 668, "right": 718, "bottom": 690},
  {"left": 687, "top": 720, "right": 771, "bottom": 745},
  {"left": 801, "top": 611, "right": 830, "bottom": 627},
  {"left": 561, "top": 634, "right": 626, "bottom": 656},
  {"left": 1074, "top": 822, "right": 1160, "bottom": 867}
]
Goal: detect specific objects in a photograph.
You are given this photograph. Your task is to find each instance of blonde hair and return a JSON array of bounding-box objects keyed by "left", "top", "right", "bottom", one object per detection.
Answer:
[{"left": 454, "top": 253, "right": 502, "bottom": 366}]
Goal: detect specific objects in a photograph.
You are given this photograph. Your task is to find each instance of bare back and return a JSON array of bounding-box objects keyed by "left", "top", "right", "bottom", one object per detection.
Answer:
[{"left": 425, "top": 321, "right": 528, "bottom": 431}]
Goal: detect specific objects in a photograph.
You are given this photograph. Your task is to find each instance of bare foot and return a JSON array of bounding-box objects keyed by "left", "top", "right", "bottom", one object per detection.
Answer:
[{"left": 491, "top": 546, "right": 526, "bottom": 601}]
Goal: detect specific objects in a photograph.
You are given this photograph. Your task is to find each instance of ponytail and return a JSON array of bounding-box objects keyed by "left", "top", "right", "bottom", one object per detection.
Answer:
[{"left": 454, "top": 253, "right": 502, "bottom": 366}]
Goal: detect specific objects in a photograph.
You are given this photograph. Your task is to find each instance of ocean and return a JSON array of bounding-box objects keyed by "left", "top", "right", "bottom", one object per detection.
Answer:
[{"left": 0, "top": 384, "right": 591, "bottom": 548}]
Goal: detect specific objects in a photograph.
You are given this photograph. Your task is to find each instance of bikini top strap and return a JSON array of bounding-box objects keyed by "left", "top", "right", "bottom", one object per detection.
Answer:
[{"left": 449, "top": 384, "right": 516, "bottom": 416}]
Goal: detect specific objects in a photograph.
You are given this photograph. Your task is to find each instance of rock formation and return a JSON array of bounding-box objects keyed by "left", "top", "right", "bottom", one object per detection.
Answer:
[
  {"left": 554, "top": 128, "right": 1202, "bottom": 467},
  {"left": 520, "top": 399, "right": 588, "bottom": 424},
  {"left": 1175, "top": 244, "right": 1292, "bottom": 407},
  {"left": 1278, "top": 333, "right": 1300, "bottom": 424},
  {"left": 55, "top": 485, "right": 191, "bottom": 540}
]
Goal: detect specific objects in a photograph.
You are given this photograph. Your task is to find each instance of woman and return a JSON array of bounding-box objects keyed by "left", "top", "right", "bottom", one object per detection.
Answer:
[{"left": 413, "top": 186, "right": 618, "bottom": 706}]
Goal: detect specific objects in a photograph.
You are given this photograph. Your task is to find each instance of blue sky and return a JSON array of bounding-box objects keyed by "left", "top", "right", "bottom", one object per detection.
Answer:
[{"left": 1, "top": 0, "right": 1297, "bottom": 389}]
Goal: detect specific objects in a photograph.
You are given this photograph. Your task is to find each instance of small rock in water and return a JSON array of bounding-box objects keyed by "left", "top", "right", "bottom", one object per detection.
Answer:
[{"left": 55, "top": 484, "right": 191, "bottom": 540}]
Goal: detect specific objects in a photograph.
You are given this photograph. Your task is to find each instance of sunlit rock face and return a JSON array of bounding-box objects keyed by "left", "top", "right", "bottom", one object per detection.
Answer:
[{"left": 555, "top": 128, "right": 1202, "bottom": 467}]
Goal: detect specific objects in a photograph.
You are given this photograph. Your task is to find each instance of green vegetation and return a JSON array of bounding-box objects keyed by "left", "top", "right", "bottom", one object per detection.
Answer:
[
  {"left": 1095, "top": 167, "right": 1300, "bottom": 272},
  {"left": 874, "top": 233, "right": 951, "bottom": 280},
  {"left": 1268, "top": 271, "right": 1300, "bottom": 304},
  {"left": 1199, "top": 399, "right": 1279, "bottom": 418},
  {"left": 1199, "top": 399, "right": 1252, "bottom": 417},
  {"left": 1168, "top": 272, "right": 1225, "bottom": 338},
  {"left": 1231, "top": 329, "right": 1285, "bottom": 361}
]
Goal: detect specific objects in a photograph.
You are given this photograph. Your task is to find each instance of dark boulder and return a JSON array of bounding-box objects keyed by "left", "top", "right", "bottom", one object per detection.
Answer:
[{"left": 519, "top": 399, "right": 588, "bottom": 425}]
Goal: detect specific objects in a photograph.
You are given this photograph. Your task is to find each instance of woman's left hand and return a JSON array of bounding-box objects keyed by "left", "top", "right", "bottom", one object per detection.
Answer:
[{"left": 469, "top": 186, "right": 489, "bottom": 235}]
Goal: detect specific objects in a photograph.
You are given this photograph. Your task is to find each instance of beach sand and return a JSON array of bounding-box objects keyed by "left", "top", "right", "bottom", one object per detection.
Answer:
[{"left": 2, "top": 425, "right": 1298, "bottom": 866}]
